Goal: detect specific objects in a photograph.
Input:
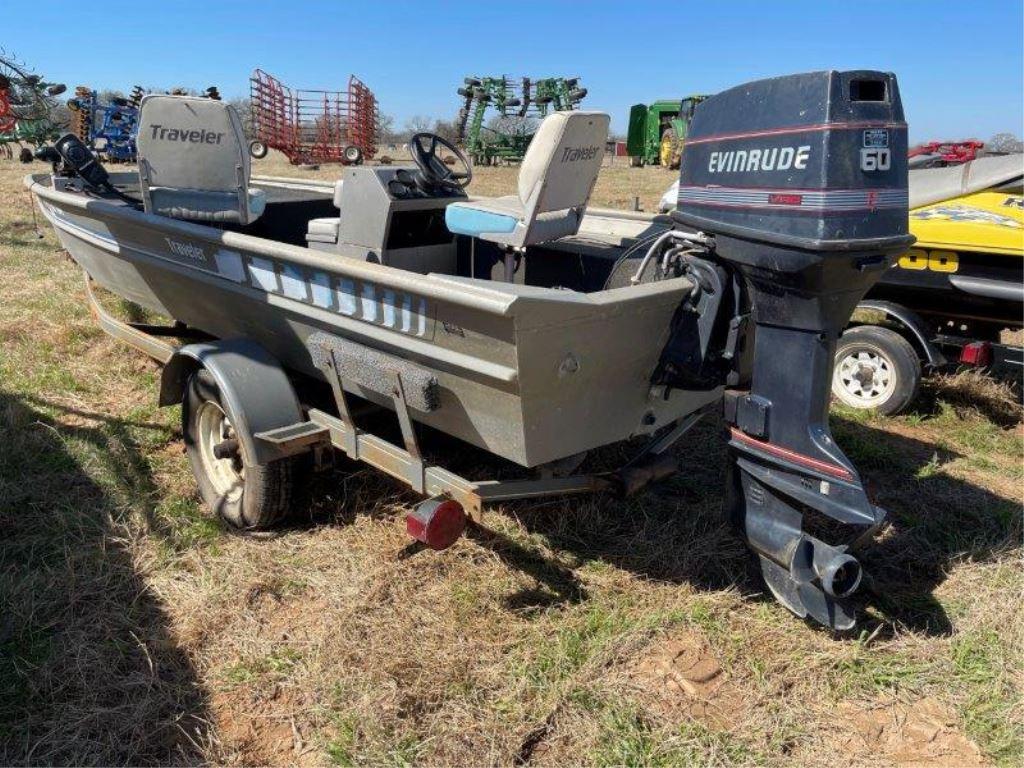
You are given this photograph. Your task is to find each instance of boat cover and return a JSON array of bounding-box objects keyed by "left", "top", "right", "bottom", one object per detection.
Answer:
[{"left": 909, "top": 154, "right": 1023, "bottom": 210}]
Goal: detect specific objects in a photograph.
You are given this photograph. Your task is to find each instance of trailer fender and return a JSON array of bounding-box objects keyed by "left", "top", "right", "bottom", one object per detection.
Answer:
[
  {"left": 853, "top": 300, "right": 947, "bottom": 368},
  {"left": 159, "top": 339, "right": 303, "bottom": 466}
]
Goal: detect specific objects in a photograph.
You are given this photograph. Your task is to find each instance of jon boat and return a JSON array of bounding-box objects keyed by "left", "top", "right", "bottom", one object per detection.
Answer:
[{"left": 27, "top": 70, "right": 912, "bottom": 629}]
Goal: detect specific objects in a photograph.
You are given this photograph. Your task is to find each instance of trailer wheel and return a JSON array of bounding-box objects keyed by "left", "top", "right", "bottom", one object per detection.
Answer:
[
  {"left": 343, "top": 145, "right": 363, "bottom": 165},
  {"left": 832, "top": 325, "right": 921, "bottom": 415},
  {"left": 248, "top": 140, "right": 268, "bottom": 159},
  {"left": 182, "top": 369, "right": 298, "bottom": 529},
  {"left": 629, "top": 155, "right": 643, "bottom": 168}
]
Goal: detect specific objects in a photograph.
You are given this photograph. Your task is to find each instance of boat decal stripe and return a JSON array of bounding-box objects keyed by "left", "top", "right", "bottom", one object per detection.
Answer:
[
  {"left": 382, "top": 290, "right": 397, "bottom": 328},
  {"left": 684, "top": 120, "right": 906, "bottom": 146},
  {"left": 248, "top": 257, "right": 280, "bottom": 293},
  {"left": 214, "top": 249, "right": 245, "bottom": 283},
  {"left": 309, "top": 271, "right": 333, "bottom": 309},
  {"left": 337, "top": 279, "right": 358, "bottom": 315},
  {"left": 678, "top": 186, "right": 908, "bottom": 212},
  {"left": 360, "top": 283, "right": 378, "bottom": 322},
  {"left": 281, "top": 264, "right": 309, "bottom": 301},
  {"left": 729, "top": 428, "right": 855, "bottom": 481},
  {"left": 43, "top": 202, "right": 432, "bottom": 340},
  {"left": 401, "top": 295, "right": 413, "bottom": 333},
  {"left": 416, "top": 299, "right": 427, "bottom": 336}
]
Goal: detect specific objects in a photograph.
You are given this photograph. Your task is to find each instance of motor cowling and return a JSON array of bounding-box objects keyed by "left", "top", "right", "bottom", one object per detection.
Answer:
[{"left": 672, "top": 71, "right": 913, "bottom": 629}]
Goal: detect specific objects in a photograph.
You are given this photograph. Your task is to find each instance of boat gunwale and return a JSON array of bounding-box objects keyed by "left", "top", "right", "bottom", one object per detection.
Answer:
[
  {"left": 26, "top": 173, "right": 521, "bottom": 317},
  {"left": 27, "top": 173, "right": 694, "bottom": 314}
]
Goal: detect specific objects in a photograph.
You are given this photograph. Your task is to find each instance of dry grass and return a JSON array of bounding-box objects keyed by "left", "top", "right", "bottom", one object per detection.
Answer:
[{"left": 1, "top": 155, "right": 1022, "bottom": 767}]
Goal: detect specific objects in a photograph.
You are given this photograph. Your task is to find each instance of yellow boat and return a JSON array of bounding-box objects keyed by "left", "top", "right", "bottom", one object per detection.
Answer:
[
  {"left": 876, "top": 154, "right": 1023, "bottom": 329},
  {"left": 832, "top": 155, "right": 1023, "bottom": 414}
]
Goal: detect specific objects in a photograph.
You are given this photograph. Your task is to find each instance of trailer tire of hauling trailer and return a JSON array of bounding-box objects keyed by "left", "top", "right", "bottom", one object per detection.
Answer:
[
  {"left": 832, "top": 324, "right": 922, "bottom": 415},
  {"left": 248, "top": 139, "right": 268, "bottom": 159}
]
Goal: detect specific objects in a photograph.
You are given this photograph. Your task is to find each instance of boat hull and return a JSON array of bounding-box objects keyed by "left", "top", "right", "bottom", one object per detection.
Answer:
[{"left": 29, "top": 174, "right": 719, "bottom": 468}]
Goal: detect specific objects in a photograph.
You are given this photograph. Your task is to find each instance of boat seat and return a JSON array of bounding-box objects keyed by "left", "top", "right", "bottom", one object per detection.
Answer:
[
  {"left": 136, "top": 94, "right": 264, "bottom": 224},
  {"left": 306, "top": 216, "right": 340, "bottom": 243},
  {"left": 305, "top": 180, "right": 345, "bottom": 247},
  {"left": 445, "top": 111, "right": 609, "bottom": 249}
]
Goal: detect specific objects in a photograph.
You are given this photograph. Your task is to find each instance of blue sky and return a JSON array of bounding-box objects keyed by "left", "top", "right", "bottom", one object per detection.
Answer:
[{"left": 9, "top": 0, "right": 1023, "bottom": 140}]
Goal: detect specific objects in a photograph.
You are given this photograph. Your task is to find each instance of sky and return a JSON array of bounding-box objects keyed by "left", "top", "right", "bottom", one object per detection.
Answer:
[{"left": 7, "top": 0, "right": 1023, "bottom": 141}]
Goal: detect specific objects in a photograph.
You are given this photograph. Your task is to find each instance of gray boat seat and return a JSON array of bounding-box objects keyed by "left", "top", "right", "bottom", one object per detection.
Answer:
[
  {"left": 305, "top": 179, "right": 346, "bottom": 247},
  {"left": 136, "top": 94, "right": 265, "bottom": 224},
  {"left": 445, "top": 111, "right": 609, "bottom": 248}
]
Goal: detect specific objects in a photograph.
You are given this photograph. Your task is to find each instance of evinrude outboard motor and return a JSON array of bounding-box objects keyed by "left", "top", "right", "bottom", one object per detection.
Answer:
[{"left": 672, "top": 71, "right": 912, "bottom": 629}]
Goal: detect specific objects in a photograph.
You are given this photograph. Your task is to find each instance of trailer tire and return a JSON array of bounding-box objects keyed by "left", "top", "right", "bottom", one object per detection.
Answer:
[
  {"left": 248, "top": 140, "right": 268, "bottom": 159},
  {"left": 343, "top": 145, "right": 363, "bottom": 165},
  {"left": 183, "top": 369, "right": 298, "bottom": 530},
  {"left": 629, "top": 155, "right": 643, "bottom": 168},
  {"left": 832, "top": 325, "right": 921, "bottom": 415}
]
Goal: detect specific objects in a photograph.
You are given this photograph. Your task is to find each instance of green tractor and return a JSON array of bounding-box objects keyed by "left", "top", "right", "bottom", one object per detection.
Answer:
[{"left": 626, "top": 96, "right": 708, "bottom": 169}]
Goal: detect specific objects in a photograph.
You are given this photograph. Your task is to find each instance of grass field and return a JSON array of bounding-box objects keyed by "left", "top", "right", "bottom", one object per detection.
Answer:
[{"left": 1, "top": 152, "right": 1021, "bottom": 767}]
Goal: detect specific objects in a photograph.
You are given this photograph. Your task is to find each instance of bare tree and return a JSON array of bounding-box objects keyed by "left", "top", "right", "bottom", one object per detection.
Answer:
[
  {"left": 377, "top": 113, "right": 397, "bottom": 144},
  {"left": 431, "top": 118, "right": 461, "bottom": 143},
  {"left": 95, "top": 89, "right": 127, "bottom": 103},
  {"left": 227, "top": 97, "right": 253, "bottom": 139},
  {"left": 987, "top": 132, "right": 1024, "bottom": 154},
  {"left": 487, "top": 114, "right": 537, "bottom": 137},
  {"left": 402, "top": 115, "right": 433, "bottom": 138}
]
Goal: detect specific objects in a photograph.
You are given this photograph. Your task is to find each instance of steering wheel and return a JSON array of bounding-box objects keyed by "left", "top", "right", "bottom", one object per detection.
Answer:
[{"left": 408, "top": 132, "right": 472, "bottom": 193}]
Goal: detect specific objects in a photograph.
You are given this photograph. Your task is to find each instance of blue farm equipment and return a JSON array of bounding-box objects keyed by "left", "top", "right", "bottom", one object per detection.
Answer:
[
  {"left": 68, "top": 85, "right": 221, "bottom": 163},
  {"left": 67, "top": 86, "right": 145, "bottom": 163}
]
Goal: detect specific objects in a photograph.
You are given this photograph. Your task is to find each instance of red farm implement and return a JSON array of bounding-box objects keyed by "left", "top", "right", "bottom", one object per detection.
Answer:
[
  {"left": 0, "top": 50, "right": 66, "bottom": 161},
  {"left": 249, "top": 69, "right": 379, "bottom": 165},
  {"left": 908, "top": 140, "right": 984, "bottom": 168}
]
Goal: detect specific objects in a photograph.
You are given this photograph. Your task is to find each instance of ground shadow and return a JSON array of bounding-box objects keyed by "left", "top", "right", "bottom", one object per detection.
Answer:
[
  {"left": 0, "top": 391, "right": 211, "bottom": 765},
  {"left": 831, "top": 414, "right": 1020, "bottom": 635},
  {"left": 306, "top": 400, "right": 1020, "bottom": 636}
]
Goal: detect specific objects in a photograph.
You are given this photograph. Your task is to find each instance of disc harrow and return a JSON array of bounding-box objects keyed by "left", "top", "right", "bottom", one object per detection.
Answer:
[{"left": 455, "top": 75, "right": 587, "bottom": 165}]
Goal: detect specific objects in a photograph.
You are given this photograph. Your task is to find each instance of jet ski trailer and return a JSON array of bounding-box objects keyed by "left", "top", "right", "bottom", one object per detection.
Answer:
[{"left": 27, "top": 70, "right": 911, "bottom": 629}]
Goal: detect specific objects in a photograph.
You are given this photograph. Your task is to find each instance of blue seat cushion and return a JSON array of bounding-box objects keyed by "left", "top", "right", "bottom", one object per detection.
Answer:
[{"left": 445, "top": 201, "right": 518, "bottom": 237}]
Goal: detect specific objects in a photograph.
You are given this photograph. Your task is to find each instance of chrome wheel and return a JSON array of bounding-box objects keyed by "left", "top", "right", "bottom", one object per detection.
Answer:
[
  {"left": 195, "top": 400, "right": 244, "bottom": 500},
  {"left": 833, "top": 349, "right": 895, "bottom": 408}
]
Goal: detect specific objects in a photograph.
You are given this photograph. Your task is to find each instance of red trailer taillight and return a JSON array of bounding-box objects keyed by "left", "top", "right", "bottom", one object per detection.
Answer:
[
  {"left": 959, "top": 341, "right": 992, "bottom": 367},
  {"left": 406, "top": 499, "right": 467, "bottom": 551}
]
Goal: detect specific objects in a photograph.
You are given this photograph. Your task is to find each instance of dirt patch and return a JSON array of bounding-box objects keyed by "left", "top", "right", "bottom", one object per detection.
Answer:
[
  {"left": 627, "top": 632, "right": 747, "bottom": 729},
  {"left": 840, "top": 697, "right": 985, "bottom": 767},
  {"left": 213, "top": 686, "right": 321, "bottom": 767}
]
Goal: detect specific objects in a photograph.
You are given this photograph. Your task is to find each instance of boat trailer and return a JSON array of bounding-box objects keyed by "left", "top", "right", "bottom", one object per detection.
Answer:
[
  {"left": 84, "top": 274, "right": 699, "bottom": 548},
  {"left": 35, "top": 69, "right": 912, "bottom": 629}
]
